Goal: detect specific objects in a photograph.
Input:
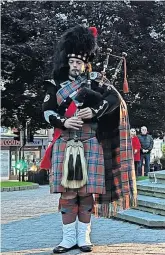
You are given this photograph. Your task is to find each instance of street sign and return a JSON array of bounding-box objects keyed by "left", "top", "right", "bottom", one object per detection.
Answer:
[{"left": 15, "top": 160, "right": 28, "bottom": 172}]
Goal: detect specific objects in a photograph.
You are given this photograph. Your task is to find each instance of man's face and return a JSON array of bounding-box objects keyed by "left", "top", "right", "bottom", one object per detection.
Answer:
[
  {"left": 130, "top": 128, "right": 136, "bottom": 137},
  {"left": 68, "top": 58, "right": 85, "bottom": 78},
  {"left": 141, "top": 126, "right": 147, "bottom": 135}
]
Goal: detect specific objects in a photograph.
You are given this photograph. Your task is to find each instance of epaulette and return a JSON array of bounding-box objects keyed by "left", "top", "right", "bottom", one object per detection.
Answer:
[
  {"left": 60, "top": 81, "right": 69, "bottom": 87},
  {"left": 43, "top": 79, "right": 56, "bottom": 87}
]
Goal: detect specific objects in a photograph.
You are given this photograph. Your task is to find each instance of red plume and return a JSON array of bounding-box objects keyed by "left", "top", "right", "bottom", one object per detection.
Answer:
[{"left": 89, "top": 27, "right": 98, "bottom": 38}]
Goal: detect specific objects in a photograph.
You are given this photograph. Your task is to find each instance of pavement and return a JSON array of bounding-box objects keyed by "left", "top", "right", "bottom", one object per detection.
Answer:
[{"left": 1, "top": 186, "right": 165, "bottom": 255}]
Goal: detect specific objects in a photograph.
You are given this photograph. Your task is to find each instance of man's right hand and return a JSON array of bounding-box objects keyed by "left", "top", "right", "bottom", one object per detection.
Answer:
[
  {"left": 142, "top": 149, "right": 148, "bottom": 153},
  {"left": 64, "top": 117, "right": 83, "bottom": 130}
]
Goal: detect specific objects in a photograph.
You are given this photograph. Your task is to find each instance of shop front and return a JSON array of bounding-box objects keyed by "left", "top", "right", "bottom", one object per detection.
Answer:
[{"left": 1, "top": 136, "right": 48, "bottom": 180}]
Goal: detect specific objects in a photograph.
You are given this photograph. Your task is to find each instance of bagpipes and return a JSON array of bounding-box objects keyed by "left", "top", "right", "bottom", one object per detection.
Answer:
[
  {"left": 88, "top": 48, "right": 129, "bottom": 94},
  {"left": 81, "top": 19, "right": 129, "bottom": 94},
  {"left": 75, "top": 48, "right": 129, "bottom": 108}
]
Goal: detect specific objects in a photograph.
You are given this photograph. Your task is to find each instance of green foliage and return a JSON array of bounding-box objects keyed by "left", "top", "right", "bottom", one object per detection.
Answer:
[{"left": 1, "top": 1, "right": 165, "bottom": 133}]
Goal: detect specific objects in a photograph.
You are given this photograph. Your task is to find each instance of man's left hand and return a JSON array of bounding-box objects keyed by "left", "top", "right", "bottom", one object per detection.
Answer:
[{"left": 77, "top": 107, "right": 94, "bottom": 119}]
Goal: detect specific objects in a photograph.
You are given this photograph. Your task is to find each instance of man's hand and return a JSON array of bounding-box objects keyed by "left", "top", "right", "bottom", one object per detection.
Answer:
[
  {"left": 142, "top": 149, "right": 148, "bottom": 153},
  {"left": 77, "top": 107, "right": 94, "bottom": 119},
  {"left": 64, "top": 117, "right": 83, "bottom": 130},
  {"left": 134, "top": 149, "right": 138, "bottom": 154}
]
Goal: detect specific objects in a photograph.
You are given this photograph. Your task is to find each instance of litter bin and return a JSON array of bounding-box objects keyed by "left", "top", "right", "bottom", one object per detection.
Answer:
[
  {"left": 27, "top": 170, "right": 49, "bottom": 185},
  {"left": 27, "top": 171, "right": 36, "bottom": 183},
  {"left": 37, "top": 169, "right": 49, "bottom": 185}
]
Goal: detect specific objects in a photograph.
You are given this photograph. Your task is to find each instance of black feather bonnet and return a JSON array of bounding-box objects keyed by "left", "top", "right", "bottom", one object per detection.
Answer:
[{"left": 53, "top": 25, "right": 98, "bottom": 82}]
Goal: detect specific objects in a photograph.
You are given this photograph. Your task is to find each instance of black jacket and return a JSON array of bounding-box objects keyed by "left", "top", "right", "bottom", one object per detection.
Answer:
[
  {"left": 138, "top": 134, "right": 154, "bottom": 152},
  {"left": 42, "top": 75, "right": 121, "bottom": 139}
]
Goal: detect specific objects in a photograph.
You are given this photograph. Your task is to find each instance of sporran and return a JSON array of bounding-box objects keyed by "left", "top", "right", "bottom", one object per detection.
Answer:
[{"left": 61, "top": 139, "right": 88, "bottom": 189}]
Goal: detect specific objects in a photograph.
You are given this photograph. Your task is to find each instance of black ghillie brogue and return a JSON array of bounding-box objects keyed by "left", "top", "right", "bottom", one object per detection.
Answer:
[
  {"left": 79, "top": 245, "right": 93, "bottom": 252},
  {"left": 53, "top": 244, "right": 78, "bottom": 254}
]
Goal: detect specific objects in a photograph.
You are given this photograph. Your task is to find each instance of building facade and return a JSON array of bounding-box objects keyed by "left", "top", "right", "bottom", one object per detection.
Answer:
[{"left": 0, "top": 127, "right": 49, "bottom": 180}]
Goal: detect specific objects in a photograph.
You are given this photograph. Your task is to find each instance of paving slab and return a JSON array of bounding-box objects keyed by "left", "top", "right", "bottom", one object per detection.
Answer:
[
  {"left": 137, "top": 180, "right": 165, "bottom": 193},
  {"left": 137, "top": 205, "right": 165, "bottom": 216},
  {"left": 149, "top": 170, "right": 165, "bottom": 184},
  {"left": 117, "top": 208, "right": 165, "bottom": 227},
  {"left": 149, "top": 170, "right": 165, "bottom": 178},
  {"left": 138, "top": 195, "right": 165, "bottom": 211}
]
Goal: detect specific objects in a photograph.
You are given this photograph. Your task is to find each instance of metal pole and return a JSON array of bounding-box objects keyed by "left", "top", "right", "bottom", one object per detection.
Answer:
[
  {"left": 18, "top": 130, "right": 23, "bottom": 181},
  {"left": 19, "top": 130, "right": 24, "bottom": 158},
  {"left": 19, "top": 130, "right": 27, "bottom": 181}
]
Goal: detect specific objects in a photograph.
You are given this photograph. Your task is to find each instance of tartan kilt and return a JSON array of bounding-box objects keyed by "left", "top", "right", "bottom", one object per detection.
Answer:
[{"left": 49, "top": 124, "right": 106, "bottom": 194}]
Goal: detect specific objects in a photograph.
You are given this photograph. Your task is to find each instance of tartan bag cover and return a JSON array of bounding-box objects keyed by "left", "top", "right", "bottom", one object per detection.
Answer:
[{"left": 94, "top": 87, "right": 137, "bottom": 217}]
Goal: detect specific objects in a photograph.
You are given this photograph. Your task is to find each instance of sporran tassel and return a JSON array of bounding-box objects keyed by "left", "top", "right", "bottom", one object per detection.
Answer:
[
  {"left": 67, "top": 153, "right": 74, "bottom": 180},
  {"left": 75, "top": 153, "right": 83, "bottom": 180}
]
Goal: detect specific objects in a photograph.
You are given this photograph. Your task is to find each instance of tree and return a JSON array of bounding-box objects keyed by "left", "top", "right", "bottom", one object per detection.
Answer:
[{"left": 1, "top": 1, "right": 165, "bottom": 133}]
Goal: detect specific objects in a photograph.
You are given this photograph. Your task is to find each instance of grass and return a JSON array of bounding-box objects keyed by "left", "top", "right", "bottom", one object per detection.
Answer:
[
  {"left": 136, "top": 176, "right": 149, "bottom": 181},
  {"left": 0, "top": 181, "right": 34, "bottom": 188}
]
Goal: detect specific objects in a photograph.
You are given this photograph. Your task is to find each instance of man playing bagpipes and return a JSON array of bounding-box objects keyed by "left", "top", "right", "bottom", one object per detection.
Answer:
[{"left": 41, "top": 24, "right": 137, "bottom": 254}]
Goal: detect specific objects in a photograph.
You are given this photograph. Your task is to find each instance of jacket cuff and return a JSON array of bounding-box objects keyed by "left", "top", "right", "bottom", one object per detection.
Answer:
[
  {"left": 91, "top": 100, "right": 109, "bottom": 119},
  {"left": 44, "top": 110, "right": 67, "bottom": 130},
  {"left": 49, "top": 115, "right": 67, "bottom": 130}
]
